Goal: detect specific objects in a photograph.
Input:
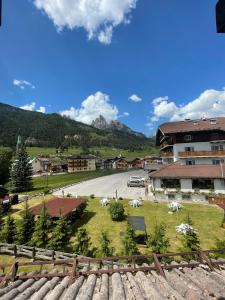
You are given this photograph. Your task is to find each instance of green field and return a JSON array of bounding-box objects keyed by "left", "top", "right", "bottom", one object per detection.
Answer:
[
  {"left": 11, "top": 197, "right": 225, "bottom": 255},
  {"left": 27, "top": 169, "right": 125, "bottom": 195},
  {"left": 26, "top": 146, "right": 158, "bottom": 158}
]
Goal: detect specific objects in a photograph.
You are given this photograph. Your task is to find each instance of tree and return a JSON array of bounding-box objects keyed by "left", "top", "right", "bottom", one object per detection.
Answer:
[
  {"left": 16, "top": 201, "right": 35, "bottom": 245},
  {"left": 0, "top": 215, "right": 16, "bottom": 243},
  {"left": 48, "top": 214, "right": 70, "bottom": 251},
  {"left": 147, "top": 223, "right": 170, "bottom": 254},
  {"left": 122, "top": 222, "right": 138, "bottom": 256},
  {"left": 30, "top": 203, "right": 52, "bottom": 248},
  {"left": 0, "top": 147, "right": 13, "bottom": 185},
  {"left": 98, "top": 231, "right": 113, "bottom": 257},
  {"left": 0, "top": 203, "right": 4, "bottom": 227},
  {"left": 181, "top": 214, "right": 200, "bottom": 252},
  {"left": 182, "top": 228, "right": 200, "bottom": 251},
  {"left": 10, "top": 143, "right": 33, "bottom": 192},
  {"left": 108, "top": 202, "right": 125, "bottom": 221},
  {"left": 74, "top": 228, "right": 91, "bottom": 256}
]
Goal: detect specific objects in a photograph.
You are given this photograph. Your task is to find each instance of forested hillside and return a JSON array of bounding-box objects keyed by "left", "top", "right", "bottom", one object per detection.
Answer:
[{"left": 0, "top": 103, "right": 155, "bottom": 151}]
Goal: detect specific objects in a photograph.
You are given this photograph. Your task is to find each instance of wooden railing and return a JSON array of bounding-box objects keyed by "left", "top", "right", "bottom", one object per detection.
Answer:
[
  {"left": 178, "top": 150, "right": 225, "bottom": 157},
  {"left": 0, "top": 243, "right": 78, "bottom": 261},
  {"left": 0, "top": 248, "right": 225, "bottom": 284},
  {"left": 161, "top": 152, "right": 173, "bottom": 157}
]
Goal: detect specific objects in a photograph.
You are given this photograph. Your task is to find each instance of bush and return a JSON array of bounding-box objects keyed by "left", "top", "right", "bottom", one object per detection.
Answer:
[
  {"left": 108, "top": 202, "right": 125, "bottom": 221},
  {"left": 90, "top": 194, "right": 95, "bottom": 199},
  {"left": 119, "top": 197, "right": 123, "bottom": 200}
]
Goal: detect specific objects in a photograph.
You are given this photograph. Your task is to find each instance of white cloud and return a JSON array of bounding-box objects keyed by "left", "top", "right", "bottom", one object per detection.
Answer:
[
  {"left": 34, "top": 0, "right": 138, "bottom": 44},
  {"left": 123, "top": 112, "right": 130, "bottom": 116},
  {"left": 13, "top": 79, "right": 35, "bottom": 90},
  {"left": 60, "top": 91, "right": 118, "bottom": 124},
  {"left": 148, "top": 88, "right": 225, "bottom": 127},
  {"left": 129, "top": 94, "right": 142, "bottom": 102},
  {"left": 20, "top": 102, "right": 46, "bottom": 113}
]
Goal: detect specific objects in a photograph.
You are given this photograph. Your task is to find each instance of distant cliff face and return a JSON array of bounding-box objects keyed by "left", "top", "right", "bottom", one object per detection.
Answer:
[{"left": 91, "top": 115, "right": 146, "bottom": 138}]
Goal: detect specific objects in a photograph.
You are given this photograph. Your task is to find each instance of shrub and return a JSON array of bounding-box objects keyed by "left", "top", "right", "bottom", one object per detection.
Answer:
[
  {"left": 108, "top": 202, "right": 125, "bottom": 221},
  {"left": 90, "top": 194, "right": 95, "bottom": 199},
  {"left": 119, "top": 197, "right": 123, "bottom": 200}
]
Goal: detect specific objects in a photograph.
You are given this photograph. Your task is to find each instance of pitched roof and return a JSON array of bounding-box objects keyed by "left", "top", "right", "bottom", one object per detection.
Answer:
[
  {"left": 31, "top": 197, "right": 85, "bottom": 217},
  {"left": 149, "top": 162, "right": 225, "bottom": 179},
  {"left": 1, "top": 257, "right": 225, "bottom": 299},
  {"left": 158, "top": 117, "right": 225, "bottom": 135}
]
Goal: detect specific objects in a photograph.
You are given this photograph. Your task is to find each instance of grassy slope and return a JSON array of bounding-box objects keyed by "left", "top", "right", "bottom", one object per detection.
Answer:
[
  {"left": 11, "top": 197, "right": 225, "bottom": 255},
  {"left": 26, "top": 147, "right": 158, "bottom": 158}
]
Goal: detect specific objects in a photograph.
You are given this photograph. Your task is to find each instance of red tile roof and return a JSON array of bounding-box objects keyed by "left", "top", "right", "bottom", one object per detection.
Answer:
[
  {"left": 31, "top": 197, "right": 85, "bottom": 218},
  {"left": 158, "top": 117, "right": 225, "bottom": 134},
  {"left": 149, "top": 162, "right": 225, "bottom": 179}
]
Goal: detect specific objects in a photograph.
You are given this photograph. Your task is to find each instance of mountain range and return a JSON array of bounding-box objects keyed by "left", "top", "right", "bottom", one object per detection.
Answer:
[{"left": 0, "top": 102, "right": 155, "bottom": 150}]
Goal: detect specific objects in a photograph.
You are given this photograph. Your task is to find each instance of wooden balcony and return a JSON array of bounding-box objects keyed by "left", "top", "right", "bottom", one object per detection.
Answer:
[
  {"left": 178, "top": 150, "right": 225, "bottom": 157},
  {"left": 161, "top": 152, "right": 174, "bottom": 158}
]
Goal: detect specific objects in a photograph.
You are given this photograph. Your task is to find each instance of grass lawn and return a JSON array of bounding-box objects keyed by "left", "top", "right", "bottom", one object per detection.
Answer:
[
  {"left": 70, "top": 198, "right": 225, "bottom": 255},
  {"left": 26, "top": 169, "right": 125, "bottom": 195},
  {"left": 26, "top": 146, "right": 158, "bottom": 159},
  {"left": 7, "top": 197, "right": 225, "bottom": 257}
]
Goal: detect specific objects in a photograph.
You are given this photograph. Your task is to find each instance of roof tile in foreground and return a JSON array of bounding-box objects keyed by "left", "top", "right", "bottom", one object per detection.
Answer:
[
  {"left": 1, "top": 260, "right": 225, "bottom": 299},
  {"left": 149, "top": 162, "right": 225, "bottom": 179}
]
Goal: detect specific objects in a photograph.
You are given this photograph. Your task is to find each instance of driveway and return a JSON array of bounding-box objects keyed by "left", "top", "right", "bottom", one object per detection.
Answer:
[{"left": 53, "top": 170, "right": 149, "bottom": 200}]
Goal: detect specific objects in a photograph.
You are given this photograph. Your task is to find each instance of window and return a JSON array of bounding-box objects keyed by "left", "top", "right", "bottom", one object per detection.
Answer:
[
  {"left": 185, "top": 147, "right": 194, "bottom": 152},
  {"left": 182, "top": 194, "right": 191, "bottom": 201},
  {"left": 212, "top": 160, "right": 220, "bottom": 165},
  {"left": 184, "top": 135, "right": 193, "bottom": 141},
  {"left": 168, "top": 194, "right": 175, "bottom": 200},
  {"left": 210, "top": 119, "right": 217, "bottom": 125},
  {"left": 186, "top": 160, "right": 195, "bottom": 165},
  {"left": 211, "top": 145, "right": 224, "bottom": 151},
  {"left": 161, "top": 179, "right": 180, "bottom": 189},
  {"left": 192, "top": 179, "right": 214, "bottom": 190}
]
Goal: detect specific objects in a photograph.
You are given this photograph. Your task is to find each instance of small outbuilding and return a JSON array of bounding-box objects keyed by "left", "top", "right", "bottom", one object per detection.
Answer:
[{"left": 31, "top": 197, "right": 85, "bottom": 219}]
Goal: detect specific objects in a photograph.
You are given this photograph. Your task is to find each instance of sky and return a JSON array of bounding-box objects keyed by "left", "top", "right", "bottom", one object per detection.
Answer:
[{"left": 0, "top": 0, "right": 225, "bottom": 136}]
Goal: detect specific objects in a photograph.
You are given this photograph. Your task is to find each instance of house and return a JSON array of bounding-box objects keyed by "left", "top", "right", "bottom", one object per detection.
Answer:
[
  {"left": 31, "top": 157, "right": 50, "bottom": 174},
  {"left": 149, "top": 162, "right": 225, "bottom": 201},
  {"left": 67, "top": 155, "right": 96, "bottom": 173},
  {"left": 103, "top": 158, "right": 114, "bottom": 169},
  {"left": 31, "top": 197, "right": 85, "bottom": 219},
  {"left": 126, "top": 158, "right": 142, "bottom": 169},
  {"left": 156, "top": 117, "right": 225, "bottom": 165},
  {"left": 49, "top": 157, "right": 68, "bottom": 173},
  {"left": 143, "top": 156, "right": 162, "bottom": 172},
  {"left": 113, "top": 157, "right": 128, "bottom": 169}
]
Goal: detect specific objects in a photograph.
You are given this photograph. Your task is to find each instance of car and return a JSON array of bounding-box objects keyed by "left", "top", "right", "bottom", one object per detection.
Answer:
[{"left": 127, "top": 176, "right": 145, "bottom": 187}]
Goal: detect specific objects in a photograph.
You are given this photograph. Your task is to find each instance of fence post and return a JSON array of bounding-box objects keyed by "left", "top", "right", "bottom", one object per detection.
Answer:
[
  {"left": 52, "top": 250, "right": 55, "bottom": 261},
  {"left": 13, "top": 245, "right": 17, "bottom": 258},
  {"left": 153, "top": 253, "right": 166, "bottom": 278},
  {"left": 32, "top": 247, "right": 36, "bottom": 261}
]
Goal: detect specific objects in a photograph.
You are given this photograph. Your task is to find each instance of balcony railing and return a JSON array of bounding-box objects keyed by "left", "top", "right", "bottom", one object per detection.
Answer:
[
  {"left": 178, "top": 150, "right": 225, "bottom": 157},
  {"left": 161, "top": 152, "right": 174, "bottom": 158}
]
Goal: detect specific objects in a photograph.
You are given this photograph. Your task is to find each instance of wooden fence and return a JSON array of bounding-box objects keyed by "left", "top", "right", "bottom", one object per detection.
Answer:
[
  {"left": 0, "top": 243, "right": 78, "bottom": 261},
  {"left": 0, "top": 248, "right": 225, "bottom": 285}
]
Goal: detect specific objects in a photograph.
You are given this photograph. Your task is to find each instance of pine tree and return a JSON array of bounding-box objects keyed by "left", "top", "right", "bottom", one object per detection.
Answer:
[
  {"left": 0, "top": 215, "right": 16, "bottom": 243},
  {"left": 147, "top": 223, "right": 170, "bottom": 254},
  {"left": 98, "top": 231, "right": 113, "bottom": 257},
  {"left": 30, "top": 202, "right": 52, "bottom": 248},
  {"left": 10, "top": 142, "right": 33, "bottom": 193},
  {"left": 16, "top": 201, "right": 35, "bottom": 245},
  {"left": 184, "top": 214, "right": 193, "bottom": 226},
  {"left": 74, "top": 228, "right": 91, "bottom": 256},
  {"left": 182, "top": 228, "right": 200, "bottom": 251},
  {"left": 122, "top": 222, "right": 138, "bottom": 256},
  {"left": 48, "top": 215, "right": 70, "bottom": 251}
]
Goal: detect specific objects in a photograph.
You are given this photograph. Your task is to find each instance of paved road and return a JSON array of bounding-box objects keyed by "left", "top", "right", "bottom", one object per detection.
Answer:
[{"left": 54, "top": 170, "right": 149, "bottom": 200}]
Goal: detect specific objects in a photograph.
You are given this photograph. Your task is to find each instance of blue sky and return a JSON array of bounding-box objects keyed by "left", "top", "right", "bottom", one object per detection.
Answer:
[{"left": 0, "top": 0, "right": 225, "bottom": 136}]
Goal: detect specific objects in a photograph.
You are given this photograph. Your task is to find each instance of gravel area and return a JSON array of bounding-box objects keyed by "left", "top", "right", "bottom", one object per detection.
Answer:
[{"left": 53, "top": 170, "right": 149, "bottom": 200}]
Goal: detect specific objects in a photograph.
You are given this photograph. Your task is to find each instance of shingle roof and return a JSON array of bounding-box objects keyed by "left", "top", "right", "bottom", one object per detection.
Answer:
[
  {"left": 1, "top": 259, "right": 225, "bottom": 299},
  {"left": 158, "top": 117, "right": 225, "bottom": 134},
  {"left": 149, "top": 162, "right": 225, "bottom": 179},
  {"left": 31, "top": 197, "right": 85, "bottom": 218}
]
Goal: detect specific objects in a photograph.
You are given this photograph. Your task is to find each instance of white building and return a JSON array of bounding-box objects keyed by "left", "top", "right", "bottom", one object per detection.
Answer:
[{"left": 156, "top": 118, "right": 225, "bottom": 165}]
